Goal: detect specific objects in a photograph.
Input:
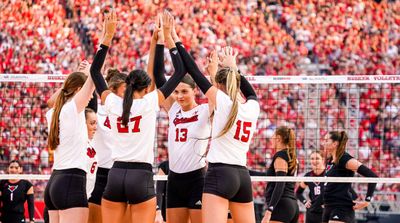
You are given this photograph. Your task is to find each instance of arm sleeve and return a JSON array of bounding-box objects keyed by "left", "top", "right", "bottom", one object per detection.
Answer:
[
  {"left": 240, "top": 75, "right": 257, "bottom": 101},
  {"left": 295, "top": 186, "right": 307, "bottom": 204},
  {"left": 156, "top": 180, "right": 166, "bottom": 211},
  {"left": 267, "top": 171, "right": 287, "bottom": 211},
  {"left": 27, "top": 193, "right": 35, "bottom": 221},
  {"left": 176, "top": 42, "right": 212, "bottom": 94},
  {"left": 158, "top": 48, "right": 186, "bottom": 98},
  {"left": 357, "top": 165, "right": 378, "bottom": 201},
  {"left": 86, "top": 92, "right": 98, "bottom": 113},
  {"left": 154, "top": 44, "right": 166, "bottom": 88},
  {"left": 90, "top": 44, "right": 109, "bottom": 96}
]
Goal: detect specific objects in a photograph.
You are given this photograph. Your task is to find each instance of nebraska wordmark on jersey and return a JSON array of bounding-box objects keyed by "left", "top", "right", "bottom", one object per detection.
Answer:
[{"left": 168, "top": 102, "right": 211, "bottom": 173}]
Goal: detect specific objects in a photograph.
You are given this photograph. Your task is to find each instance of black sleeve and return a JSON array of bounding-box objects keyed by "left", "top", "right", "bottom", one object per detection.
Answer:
[
  {"left": 357, "top": 165, "right": 378, "bottom": 201},
  {"left": 27, "top": 193, "right": 35, "bottom": 221},
  {"left": 240, "top": 75, "right": 257, "bottom": 101},
  {"left": 156, "top": 180, "right": 166, "bottom": 211},
  {"left": 158, "top": 48, "right": 186, "bottom": 98},
  {"left": 86, "top": 92, "right": 98, "bottom": 112},
  {"left": 90, "top": 44, "right": 109, "bottom": 96},
  {"left": 267, "top": 171, "right": 287, "bottom": 211},
  {"left": 248, "top": 169, "right": 267, "bottom": 176},
  {"left": 295, "top": 185, "right": 307, "bottom": 204},
  {"left": 176, "top": 42, "right": 212, "bottom": 94},
  {"left": 154, "top": 44, "right": 166, "bottom": 88}
]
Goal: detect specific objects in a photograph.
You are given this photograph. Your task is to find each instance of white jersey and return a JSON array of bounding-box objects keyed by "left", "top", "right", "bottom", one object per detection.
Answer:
[
  {"left": 104, "top": 90, "right": 159, "bottom": 164},
  {"left": 86, "top": 140, "right": 98, "bottom": 198},
  {"left": 207, "top": 90, "right": 260, "bottom": 166},
  {"left": 92, "top": 105, "right": 113, "bottom": 169},
  {"left": 168, "top": 102, "right": 211, "bottom": 173},
  {"left": 45, "top": 98, "right": 89, "bottom": 171}
]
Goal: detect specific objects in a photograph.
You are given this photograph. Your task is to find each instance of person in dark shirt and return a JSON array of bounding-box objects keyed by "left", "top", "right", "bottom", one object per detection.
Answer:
[
  {"left": 262, "top": 126, "right": 299, "bottom": 223},
  {"left": 322, "top": 131, "right": 378, "bottom": 223},
  {"left": 0, "top": 160, "right": 35, "bottom": 223},
  {"left": 296, "top": 151, "right": 325, "bottom": 223}
]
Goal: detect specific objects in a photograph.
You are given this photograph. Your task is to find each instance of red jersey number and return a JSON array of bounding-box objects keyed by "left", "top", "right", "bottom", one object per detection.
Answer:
[
  {"left": 116, "top": 116, "right": 142, "bottom": 133},
  {"left": 233, "top": 120, "right": 252, "bottom": 142},
  {"left": 175, "top": 128, "right": 188, "bottom": 142}
]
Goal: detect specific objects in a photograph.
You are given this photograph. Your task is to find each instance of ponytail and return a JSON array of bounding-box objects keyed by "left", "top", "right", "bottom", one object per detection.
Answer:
[
  {"left": 122, "top": 84, "right": 134, "bottom": 126},
  {"left": 48, "top": 72, "right": 87, "bottom": 150},
  {"left": 329, "top": 131, "right": 348, "bottom": 164},
  {"left": 216, "top": 67, "right": 241, "bottom": 137},
  {"left": 121, "top": 70, "right": 151, "bottom": 126},
  {"left": 275, "top": 126, "right": 297, "bottom": 174},
  {"left": 287, "top": 128, "right": 297, "bottom": 174}
]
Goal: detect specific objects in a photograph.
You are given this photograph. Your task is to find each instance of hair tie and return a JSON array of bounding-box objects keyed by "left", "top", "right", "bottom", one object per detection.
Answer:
[{"left": 61, "top": 89, "right": 67, "bottom": 93}]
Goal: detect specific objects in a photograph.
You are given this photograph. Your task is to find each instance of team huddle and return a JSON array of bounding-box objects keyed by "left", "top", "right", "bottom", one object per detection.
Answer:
[{"left": 37, "top": 10, "right": 378, "bottom": 223}]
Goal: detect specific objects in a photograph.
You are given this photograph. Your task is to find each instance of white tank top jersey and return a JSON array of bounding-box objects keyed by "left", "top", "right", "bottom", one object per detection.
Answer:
[
  {"left": 168, "top": 102, "right": 211, "bottom": 173},
  {"left": 45, "top": 98, "right": 89, "bottom": 171},
  {"left": 92, "top": 105, "right": 113, "bottom": 169},
  {"left": 86, "top": 139, "right": 97, "bottom": 198},
  {"left": 207, "top": 90, "right": 260, "bottom": 166},
  {"left": 104, "top": 90, "right": 159, "bottom": 164}
]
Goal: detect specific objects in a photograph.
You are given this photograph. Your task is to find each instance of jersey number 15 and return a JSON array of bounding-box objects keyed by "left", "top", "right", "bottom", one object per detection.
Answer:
[{"left": 234, "top": 120, "right": 252, "bottom": 142}]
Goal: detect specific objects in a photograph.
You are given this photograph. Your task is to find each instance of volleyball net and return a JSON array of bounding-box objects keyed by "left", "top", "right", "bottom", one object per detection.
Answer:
[{"left": 1, "top": 74, "right": 400, "bottom": 221}]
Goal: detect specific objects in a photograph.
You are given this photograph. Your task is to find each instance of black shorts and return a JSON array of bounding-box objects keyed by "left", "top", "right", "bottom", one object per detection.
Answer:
[
  {"left": 306, "top": 211, "right": 323, "bottom": 223},
  {"left": 203, "top": 163, "right": 252, "bottom": 203},
  {"left": 167, "top": 168, "right": 205, "bottom": 209},
  {"left": 322, "top": 206, "right": 355, "bottom": 223},
  {"left": 270, "top": 197, "right": 299, "bottom": 223},
  {"left": 88, "top": 167, "right": 110, "bottom": 205},
  {"left": 1, "top": 213, "right": 25, "bottom": 223},
  {"left": 103, "top": 162, "right": 155, "bottom": 204},
  {"left": 44, "top": 168, "right": 88, "bottom": 210}
]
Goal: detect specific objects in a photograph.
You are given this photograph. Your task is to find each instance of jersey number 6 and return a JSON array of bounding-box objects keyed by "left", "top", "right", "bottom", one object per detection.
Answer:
[{"left": 234, "top": 120, "right": 252, "bottom": 142}]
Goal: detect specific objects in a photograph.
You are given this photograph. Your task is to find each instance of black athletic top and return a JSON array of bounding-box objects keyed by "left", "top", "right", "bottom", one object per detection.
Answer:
[
  {"left": 0, "top": 180, "right": 33, "bottom": 216},
  {"left": 323, "top": 152, "right": 355, "bottom": 207},
  {"left": 265, "top": 149, "right": 296, "bottom": 203},
  {"left": 304, "top": 170, "right": 325, "bottom": 213}
]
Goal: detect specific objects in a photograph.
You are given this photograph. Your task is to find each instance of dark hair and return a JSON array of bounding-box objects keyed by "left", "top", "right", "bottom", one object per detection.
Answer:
[
  {"left": 48, "top": 72, "right": 87, "bottom": 150},
  {"left": 329, "top": 131, "right": 348, "bottom": 164},
  {"left": 9, "top": 160, "right": 21, "bottom": 168},
  {"left": 105, "top": 68, "right": 121, "bottom": 83},
  {"left": 275, "top": 126, "right": 297, "bottom": 174},
  {"left": 215, "top": 67, "right": 241, "bottom": 137},
  {"left": 181, "top": 74, "right": 196, "bottom": 89},
  {"left": 122, "top": 70, "right": 151, "bottom": 126}
]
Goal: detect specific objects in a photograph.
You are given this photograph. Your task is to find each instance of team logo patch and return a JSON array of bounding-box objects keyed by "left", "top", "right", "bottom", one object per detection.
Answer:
[
  {"left": 87, "top": 147, "right": 96, "bottom": 158},
  {"left": 8, "top": 185, "right": 18, "bottom": 193}
]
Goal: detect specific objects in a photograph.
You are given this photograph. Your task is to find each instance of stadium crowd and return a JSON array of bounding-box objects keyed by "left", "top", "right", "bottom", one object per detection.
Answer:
[{"left": 0, "top": 0, "right": 399, "bottom": 204}]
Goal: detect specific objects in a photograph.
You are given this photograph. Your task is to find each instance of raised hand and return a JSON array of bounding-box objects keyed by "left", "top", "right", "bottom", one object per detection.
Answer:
[
  {"left": 220, "top": 46, "right": 238, "bottom": 70},
  {"left": 101, "top": 9, "right": 117, "bottom": 46},
  {"left": 154, "top": 14, "right": 164, "bottom": 44},
  {"left": 77, "top": 60, "right": 91, "bottom": 75},
  {"left": 205, "top": 50, "right": 219, "bottom": 79},
  {"left": 162, "top": 10, "right": 173, "bottom": 38}
]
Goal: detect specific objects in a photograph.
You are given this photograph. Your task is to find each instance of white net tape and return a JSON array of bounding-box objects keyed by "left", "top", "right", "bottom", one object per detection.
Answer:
[{"left": 1, "top": 174, "right": 400, "bottom": 183}]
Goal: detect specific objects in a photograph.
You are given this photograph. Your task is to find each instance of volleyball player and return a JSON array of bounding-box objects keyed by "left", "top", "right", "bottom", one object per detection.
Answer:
[
  {"left": 90, "top": 11, "right": 187, "bottom": 223},
  {"left": 155, "top": 160, "right": 169, "bottom": 223},
  {"left": 262, "top": 126, "right": 299, "bottom": 223},
  {"left": 87, "top": 69, "right": 127, "bottom": 223},
  {"left": 173, "top": 23, "right": 260, "bottom": 221},
  {"left": 322, "top": 131, "right": 378, "bottom": 223},
  {"left": 0, "top": 160, "right": 35, "bottom": 223},
  {"left": 296, "top": 151, "right": 325, "bottom": 223},
  {"left": 85, "top": 108, "right": 98, "bottom": 202},
  {"left": 152, "top": 12, "right": 211, "bottom": 223},
  {"left": 44, "top": 11, "right": 116, "bottom": 223}
]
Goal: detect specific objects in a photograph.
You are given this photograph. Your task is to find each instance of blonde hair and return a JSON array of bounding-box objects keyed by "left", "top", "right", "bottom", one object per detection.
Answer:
[
  {"left": 275, "top": 126, "right": 297, "bottom": 174},
  {"left": 215, "top": 67, "right": 241, "bottom": 137}
]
